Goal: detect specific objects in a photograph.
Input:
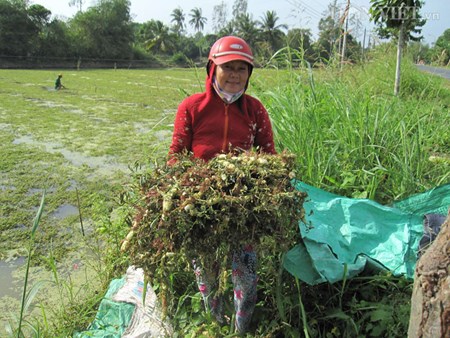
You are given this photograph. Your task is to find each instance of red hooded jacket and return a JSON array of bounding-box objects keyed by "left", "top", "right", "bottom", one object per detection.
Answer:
[{"left": 169, "top": 63, "right": 276, "bottom": 161}]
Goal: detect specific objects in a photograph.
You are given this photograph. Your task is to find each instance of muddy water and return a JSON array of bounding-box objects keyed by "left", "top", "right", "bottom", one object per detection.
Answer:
[
  {"left": 0, "top": 248, "right": 102, "bottom": 336},
  {"left": 50, "top": 203, "right": 79, "bottom": 219},
  {"left": 0, "top": 134, "right": 132, "bottom": 335},
  {"left": 0, "top": 257, "right": 26, "bottom": 299},
  {"left": 0, "top": 214, "right": 103, "bottom": 336},
  {"left": 0, "top": 217, "right": 98, "bottom": 335},
  {"left": 13, "top": 135, "right": 129, "bottom": 174},
  {"left": 1, "top": 123, "right": 173, "bottom": 335}
]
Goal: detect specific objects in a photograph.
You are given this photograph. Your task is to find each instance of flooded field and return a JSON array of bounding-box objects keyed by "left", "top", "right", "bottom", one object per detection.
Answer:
[
  {"left": 0, "top": 257, "right": 26, "bottom": 299},
  {"left": 0, "top": 68, "right": 191, "bottom": 336}
]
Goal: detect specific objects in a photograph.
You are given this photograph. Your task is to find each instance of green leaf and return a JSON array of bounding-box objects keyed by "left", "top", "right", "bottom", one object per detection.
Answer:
[
  {"left": 191, "top": 293, "right": 202, "bottom": 313},
  {"left": 323, "top": 308, "right": 352, "bottom": 321},
  {"left": 24, "top": 280, "right": 49, "bottom": 314},
  {"left": 142, "top": 277, "right": 148, "bottom": 306},
  {"left": 31, "top": 191, "right": 46, "bottom": 239},
  {"left": 370, "top": 308, "right": 392, "bottom": 322}
]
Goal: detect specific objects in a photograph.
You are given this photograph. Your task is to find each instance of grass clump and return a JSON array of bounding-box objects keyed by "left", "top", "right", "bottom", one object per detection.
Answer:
[{"left": 259, "top": 48, "right": 449, "bottom": 203}]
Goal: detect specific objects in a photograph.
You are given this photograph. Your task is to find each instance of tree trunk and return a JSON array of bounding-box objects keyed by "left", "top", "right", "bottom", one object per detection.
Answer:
[
  {"left": 394, "top": 22, "right": 404, "bottom": 96},
  {"left": 408, "top": 210, "right": 450, "bottom": 337},
  {"left": 340, "top": 15, "right": 348, "bottom": 71},
  {"left": 340, "top": 0, "right": 350, "bottom": 71}
]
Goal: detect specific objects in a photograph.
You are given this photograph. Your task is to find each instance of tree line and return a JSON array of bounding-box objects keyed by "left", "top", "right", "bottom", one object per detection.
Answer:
[{"left": 0, "top": 0, "right": 448, "bottom": 68}]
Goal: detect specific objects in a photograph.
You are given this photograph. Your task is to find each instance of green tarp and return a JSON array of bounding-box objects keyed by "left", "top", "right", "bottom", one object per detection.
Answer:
[
  {"left": 392, "top": 183, "right": 450, "bottom": 216},
  {"left": 74, "top": 266, "right": 173, "bottom": 338},
  {"left": 284, "top": 181, "right": 450, "bottom": 285},
  {"left": 73, "top": 277, "right": 134, "bottom": 338}
]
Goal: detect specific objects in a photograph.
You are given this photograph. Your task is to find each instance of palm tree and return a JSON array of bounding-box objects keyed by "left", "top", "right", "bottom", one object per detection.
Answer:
[
  {"left": 189, "top": 7, "right": 207, "bottom": 34},
  {"left": 234, "top": 13, "right": 259, "bottom": 48},
  {"left": 259, "top": 10, "right": 287, "bottom": 52},
  {"left": 143, "top": 20, "right": 173, "bottom": 54},
  {"left": 171, "top": 7, "right": 185, "bottom": 34},
  {"left": 189, "top": 7, "right": 207, "bottom": 59},
  {"left": 218, "top": 21, "right": 236, "bottom": 37}
]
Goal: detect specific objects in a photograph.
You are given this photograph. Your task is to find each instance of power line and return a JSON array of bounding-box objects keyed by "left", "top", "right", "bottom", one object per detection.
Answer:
[
  {"left": 297, "top": 0, "right": 324, "bottom": 19},
  {"left": 286, "top": 0, "right": 324, "bottom": 21}
]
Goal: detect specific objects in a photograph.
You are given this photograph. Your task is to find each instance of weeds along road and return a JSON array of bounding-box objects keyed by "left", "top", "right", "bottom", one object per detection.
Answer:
[{"left": 416, "top": 64, "right": 450, "bottom": 80}]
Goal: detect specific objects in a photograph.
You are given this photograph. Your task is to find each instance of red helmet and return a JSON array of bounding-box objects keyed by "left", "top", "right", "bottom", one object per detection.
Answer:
[{"left": 208, "top": 36, "right": 254, "bottom": 66}]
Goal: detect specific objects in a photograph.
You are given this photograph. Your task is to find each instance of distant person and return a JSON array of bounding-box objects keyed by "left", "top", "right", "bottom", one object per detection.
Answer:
[{"left": 55, "top": 74, "right": 65, "bottom": 90}]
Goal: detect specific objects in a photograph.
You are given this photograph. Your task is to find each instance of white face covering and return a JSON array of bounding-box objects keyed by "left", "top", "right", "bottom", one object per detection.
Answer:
[{"left": 212, "top": 76, "right": 245, "bottom": 104}]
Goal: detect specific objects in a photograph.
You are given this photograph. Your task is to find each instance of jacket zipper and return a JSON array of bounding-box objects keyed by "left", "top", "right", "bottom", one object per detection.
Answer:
[{"left": 221, "top": 104, "right": 229, "bottom": 152}]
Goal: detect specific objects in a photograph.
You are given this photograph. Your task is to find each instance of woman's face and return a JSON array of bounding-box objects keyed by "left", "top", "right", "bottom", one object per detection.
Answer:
[{"left": 215, "top": 60, "right": 250, "bottom": 93}]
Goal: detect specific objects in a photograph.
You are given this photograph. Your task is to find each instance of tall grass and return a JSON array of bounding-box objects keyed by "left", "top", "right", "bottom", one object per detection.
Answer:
[
  {"left": 4, "top": 191, "right": 110, "bottom": 337},
  {"left": 6, "top": 192, "right": 46, "bottom": 338},
  {"left": 257, "top": 46, "right": 449, "bottom": 203}
]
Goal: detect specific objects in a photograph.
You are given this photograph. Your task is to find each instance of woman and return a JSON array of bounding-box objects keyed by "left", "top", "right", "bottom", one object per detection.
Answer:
[{"left": 168, "top": 36, "right": 276, "bottom": 333}]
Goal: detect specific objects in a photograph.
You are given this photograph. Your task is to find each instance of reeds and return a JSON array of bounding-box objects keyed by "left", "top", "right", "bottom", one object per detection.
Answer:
[
  {"left": 259, "top": 47, "right": 449, "bottom": 203},
  {"left": 7, "top": 192, "right": 46, "bottom": 338}
]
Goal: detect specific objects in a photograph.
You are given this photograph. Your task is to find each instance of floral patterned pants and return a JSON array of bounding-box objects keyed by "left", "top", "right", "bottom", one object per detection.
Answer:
[{"left": 193, "top": 244, "right": 257, "bottom": 333}]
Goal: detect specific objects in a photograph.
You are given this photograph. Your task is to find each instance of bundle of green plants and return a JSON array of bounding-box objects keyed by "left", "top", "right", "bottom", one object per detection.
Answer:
[{"left": 121, "top": 150, "right": 307, "bottom": 316}]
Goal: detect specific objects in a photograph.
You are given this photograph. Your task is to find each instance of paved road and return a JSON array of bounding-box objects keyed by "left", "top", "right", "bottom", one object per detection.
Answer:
[{"left": 416, "top": 64, "right": 450, "bottom": 80}]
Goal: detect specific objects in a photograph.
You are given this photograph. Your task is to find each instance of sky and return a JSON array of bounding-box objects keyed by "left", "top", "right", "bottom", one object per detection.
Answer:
[{"left": 31, "top": 0, "right": 448, "bottom": 45}]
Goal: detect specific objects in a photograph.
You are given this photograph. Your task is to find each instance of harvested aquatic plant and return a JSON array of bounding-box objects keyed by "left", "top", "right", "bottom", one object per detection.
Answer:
[{"left": 122, "top": 150, "right": 307, "bottom": 315}]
